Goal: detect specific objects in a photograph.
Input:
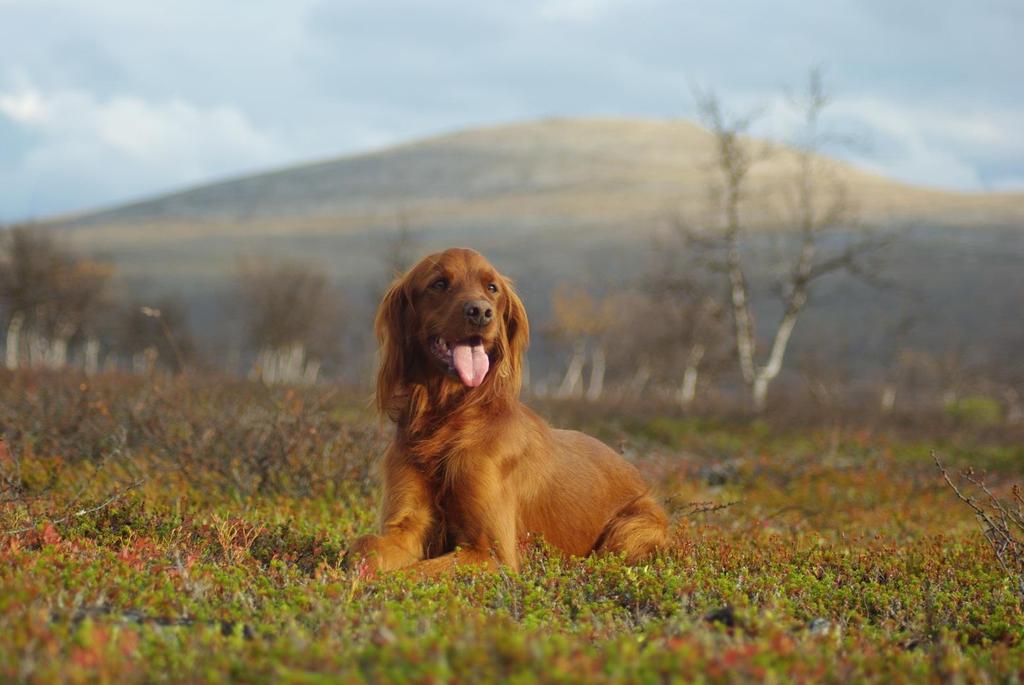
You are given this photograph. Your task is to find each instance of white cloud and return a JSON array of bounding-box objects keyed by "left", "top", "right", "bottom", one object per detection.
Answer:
[
  {"left": 537, "top": 0, "right": 625, "bottom": 22},
  {"left": 835, "top": 98, "right": 1022, "bottom": 154},
  {"left": 748, "top": 92, "right": 1024, "bottom": 191},
  {"left": 1, "top": 0, "right": 1022, "bottom": 217},
  {"left": 828, "top": 97, "right": 1024, "bottom": 190},
  {"left": 0, "top": 80, "right": 284, "bottom": 217},
  {"left": 0, "top": 87, "right": 46, "bottom": 123},
  {"left": 989, "top": 176, "right": 1024, "bottom": 192},
  {"left": 851, "top": 143, "right": 983, "bottom": 191}
]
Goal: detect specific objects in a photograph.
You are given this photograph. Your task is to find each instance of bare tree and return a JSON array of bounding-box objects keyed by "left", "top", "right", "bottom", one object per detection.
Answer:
[
  {"left": 546, "top": 284, "right": 618, "bottom": 400},
  {"left": 368, "top": 213, "right": 422, "bottom": 316},
  {"left": 235, "top": 258, "right": 344, "bottom": 384},
  {"left": 114, "top": 297, "right": 196, "bottom": 373},
  {"left": 345, "top": 215, "right": 424, "bottom": 387},
  {"left": 644, "top": 238, "right": 730, "bottom": 408},
  {"left": 379, "top": 214, "right": 419, "bottom": 285},
  {"left": 0, "top": 226, "right": 113, "bottom": 370},
  {"left": 689, "top": 70, "right": 882, "bottom": 411},
  {"left": 546, "top": 274, "right": 727, "bottom": 406},
  {"left": 0, "top": 225, "right": 55, "bottom": 368}
]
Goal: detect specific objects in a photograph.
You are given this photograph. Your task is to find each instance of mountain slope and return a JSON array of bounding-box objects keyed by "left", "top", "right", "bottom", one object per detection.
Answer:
[
  {"left": 64, "top": 117, "right": 1023, "bottom": 232},
  {"left": 47, "top": 117, "right": 1024, "bottom": 382}
]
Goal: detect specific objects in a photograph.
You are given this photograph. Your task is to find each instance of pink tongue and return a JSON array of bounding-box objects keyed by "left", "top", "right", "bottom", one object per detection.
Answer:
[{"left": 452, "top": 342, "right": 490, "bottom": 387}]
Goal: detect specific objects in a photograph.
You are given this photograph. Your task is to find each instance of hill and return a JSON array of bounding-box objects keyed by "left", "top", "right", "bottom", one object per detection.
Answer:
[
  {"left": 65, "top": 117, "right": 1023, "bottom": 230},
  {"left": 46, "top": 117, "right": 1024, "bottom": 382},
  {"left": 53, "top": 116, "right": 1024, "bottom": 280}
]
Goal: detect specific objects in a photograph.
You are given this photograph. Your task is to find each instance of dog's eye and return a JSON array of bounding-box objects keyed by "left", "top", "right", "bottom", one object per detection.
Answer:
[
  {"left": 430, "top": 277, "right": 449, "bottom": 292},
  {"left": 487, "top": 283, "right": 499, "bottom": 294}
]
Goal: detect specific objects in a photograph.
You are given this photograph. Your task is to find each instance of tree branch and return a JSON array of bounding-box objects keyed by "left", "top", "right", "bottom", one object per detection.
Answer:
[{"left": 2, "top": 478, "right": 145, "bottom": 536}]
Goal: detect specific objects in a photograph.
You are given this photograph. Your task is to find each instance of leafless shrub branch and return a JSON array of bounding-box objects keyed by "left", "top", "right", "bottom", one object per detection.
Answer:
[
  {"left": 934, "top": 452, "right": 1024, "bottom": 600},
  {"left": 667, "top": 497, "right": 740, "bottom": 518}
]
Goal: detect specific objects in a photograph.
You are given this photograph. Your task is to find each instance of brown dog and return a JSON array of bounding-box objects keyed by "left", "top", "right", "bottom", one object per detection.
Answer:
[{"left": 350, "top": 248, "right": 667, "bottom": 575}]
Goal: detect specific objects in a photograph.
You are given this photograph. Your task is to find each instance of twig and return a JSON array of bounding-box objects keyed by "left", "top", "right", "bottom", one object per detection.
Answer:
[
  {"left": 762, "top": 504, "right": 820, "bottom": 522},
  {"left": 674, "top": 499, "right": 740, "bottom": 517},
  {"left": 1, "top": 478, "right": 145, "bottom": 536},
  {"left": 934, "top": 452, "right": 1024, "bottom": 600}
]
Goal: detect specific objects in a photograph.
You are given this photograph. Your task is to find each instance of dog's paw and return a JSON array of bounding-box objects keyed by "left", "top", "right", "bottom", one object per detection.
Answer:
[{"left": 343, "top": 535, "right": 384, "bottom": 578}]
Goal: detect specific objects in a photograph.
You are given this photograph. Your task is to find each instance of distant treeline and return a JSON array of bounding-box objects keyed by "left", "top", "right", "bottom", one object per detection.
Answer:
[{"left": 3, "top": 73, "right": 1022, "bottom": 421}]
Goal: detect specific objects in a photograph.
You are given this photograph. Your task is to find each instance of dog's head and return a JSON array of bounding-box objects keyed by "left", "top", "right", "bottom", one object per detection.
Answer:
[{"left": 375, "top": 248, "right": 529, "bottom": 420}]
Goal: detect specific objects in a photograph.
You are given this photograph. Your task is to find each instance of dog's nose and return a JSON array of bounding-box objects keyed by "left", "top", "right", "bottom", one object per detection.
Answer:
[{"left": 463, "top": 300, "right": 494, "bottom": 327}]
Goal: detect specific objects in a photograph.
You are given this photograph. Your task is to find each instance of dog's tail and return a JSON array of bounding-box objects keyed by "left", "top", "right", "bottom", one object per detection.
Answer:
[{"left": 592, "top": 493, "right": 669, "bottom": 563}]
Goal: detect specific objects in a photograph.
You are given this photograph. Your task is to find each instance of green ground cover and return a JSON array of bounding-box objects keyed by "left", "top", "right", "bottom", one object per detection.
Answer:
[{"left": 1, "top": 372, "right": 1021, "bottom": 683}]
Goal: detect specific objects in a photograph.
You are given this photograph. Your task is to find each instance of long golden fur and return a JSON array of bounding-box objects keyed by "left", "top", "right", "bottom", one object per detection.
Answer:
[{"left": 349, "top": 248, "right": 667, "bottom": 575}]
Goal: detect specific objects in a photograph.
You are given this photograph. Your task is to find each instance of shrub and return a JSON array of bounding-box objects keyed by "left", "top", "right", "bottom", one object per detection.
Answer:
[{"left": 945, "top": 395, "right": 1003, "bottom": 427}]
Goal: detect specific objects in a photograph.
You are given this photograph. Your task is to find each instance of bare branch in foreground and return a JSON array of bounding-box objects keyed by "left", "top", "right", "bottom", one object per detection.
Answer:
[
  {"left": 934, "top": 452, "right": 1024, "bottom": 601},
  {"left": 1, "top": 478, "right": 146, "bottom": 537},
  {"left": 667, "top": 498, "right": 741, "bottom": 518}
]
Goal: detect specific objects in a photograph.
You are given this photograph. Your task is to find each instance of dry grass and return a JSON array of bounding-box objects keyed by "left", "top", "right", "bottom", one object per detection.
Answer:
[{"left": 1, "top": 370, "right": 1022, "bottom": 683}]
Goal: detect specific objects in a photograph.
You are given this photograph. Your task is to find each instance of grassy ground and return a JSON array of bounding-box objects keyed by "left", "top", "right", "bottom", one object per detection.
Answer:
[{"left": 1, "top": 371, "right": 1022, "bottom": 683}]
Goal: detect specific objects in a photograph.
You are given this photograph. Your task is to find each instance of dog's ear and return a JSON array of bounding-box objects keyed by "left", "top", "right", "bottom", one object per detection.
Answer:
[
  {"left": 493, "top": 275, "right": 530, "bottom": 396},
  {"left": 374, "top": 276, "right": 413, "bottom": 419}
]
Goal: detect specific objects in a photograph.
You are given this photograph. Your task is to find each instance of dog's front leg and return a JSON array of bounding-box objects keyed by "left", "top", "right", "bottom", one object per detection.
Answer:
[
  {"left": 407, "top": 547, "right": 500, "bottom": 577},
  {"left": 348, "top": 446, "right": 436, "bottom": 574},
  {"left": 409, "top": 479, "right": 519, "bottom": 577}
]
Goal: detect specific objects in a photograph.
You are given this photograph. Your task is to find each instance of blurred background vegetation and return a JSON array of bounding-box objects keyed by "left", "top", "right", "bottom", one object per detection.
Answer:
[{"left": 2, "top": 72, "right": 1021, "bottom": 426}]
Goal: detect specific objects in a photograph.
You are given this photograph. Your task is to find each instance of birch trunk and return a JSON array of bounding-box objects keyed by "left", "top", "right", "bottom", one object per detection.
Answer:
[
  {"left": 679, "top": 344, "right": 706, "bottom": 409},
  {"left": 83, "top": 337, "right": 100, "bottom": 376},
  {"left": 557, "top": 341, "right": 587, "bottom": 399},
  {"left": 302, "top": 357, "right": 321, "bottom": 385},
  {"left": 629, "top": 365, "right": 651, "bottom": 399},
  {"left": 880, "top": 385, "right": 897, "bottom": 414},
  {"left": 5, "top": 313, "right": 23, "bottom": 370},
  {"left": 256, "top": 343, "right": 319, "bottom": 385},
  {"left": 585, "top": 346, "right": 606, "bottom": 402}
]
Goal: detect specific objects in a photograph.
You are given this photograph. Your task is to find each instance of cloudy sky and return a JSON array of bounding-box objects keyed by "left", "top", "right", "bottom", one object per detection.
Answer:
[{"left": 1, "top": 0, "right": 1021, "bottom": 220}]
